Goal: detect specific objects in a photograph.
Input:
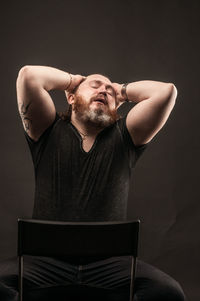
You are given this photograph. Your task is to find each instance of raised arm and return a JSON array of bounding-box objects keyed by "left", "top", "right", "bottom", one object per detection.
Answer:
[
  {"left": 113, "top": 80, "right": 177, "bottom": 146},
  {"left": 16, "top": 65, "right": 84, "bottom": 141}
]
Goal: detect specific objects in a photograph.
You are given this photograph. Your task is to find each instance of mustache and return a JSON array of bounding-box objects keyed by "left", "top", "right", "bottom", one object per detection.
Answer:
[{"left": 90, "top": 94, "right": 108, "bottom": 105}]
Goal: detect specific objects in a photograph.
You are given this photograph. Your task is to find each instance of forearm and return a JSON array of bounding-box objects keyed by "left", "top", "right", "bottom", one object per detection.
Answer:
[
  {"left": 17, "top": 65, "right": 71, "bottom": 91},
  {"left": 125, "top": 80, "right": 176, "bottom": 104}
]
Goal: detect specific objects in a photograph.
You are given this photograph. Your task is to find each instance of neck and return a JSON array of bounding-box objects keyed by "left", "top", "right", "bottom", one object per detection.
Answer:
[{"left": 71, "top": 113, "right": 103, "bottom": 137}]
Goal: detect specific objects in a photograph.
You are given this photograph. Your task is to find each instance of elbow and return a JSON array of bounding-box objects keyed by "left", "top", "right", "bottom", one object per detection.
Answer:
[
  {"left": 17, "top": 65, "right": 38, "bottom": 88},
  {"left": 169, "top": 83, "right": 177, "bottom": 99},
  {"left": 165, "top": 83, "right": 178, "bottom": 107},
  {"left": 17, "top": 65, "right": 34, "bottom": 81}
]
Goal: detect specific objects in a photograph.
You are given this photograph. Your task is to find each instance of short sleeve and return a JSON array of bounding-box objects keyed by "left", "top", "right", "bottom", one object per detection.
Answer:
[
  {"left": 117, "top": 116, "right": 148, "bottom": 168},
  {"left": 24, "top": 113, "right": 60, "bottom": 169}
]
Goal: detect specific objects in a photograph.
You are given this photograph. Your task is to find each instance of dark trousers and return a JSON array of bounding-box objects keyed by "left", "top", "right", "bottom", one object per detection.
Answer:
[{"left": 0, "top": 256, "right": 186, "bottom": 301}]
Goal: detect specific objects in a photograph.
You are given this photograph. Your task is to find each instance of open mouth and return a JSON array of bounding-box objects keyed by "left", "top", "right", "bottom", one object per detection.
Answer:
[{"left": 93, "top": 98, "right": 107, "bottom": 105}]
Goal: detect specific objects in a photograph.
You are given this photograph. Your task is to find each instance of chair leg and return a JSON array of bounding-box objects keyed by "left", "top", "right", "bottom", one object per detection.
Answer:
[
  {"left": 18, "top": 256, "right": 23, "bottom": 301},
  {"left": 129, "top": 256, "right": 137, "bottom": 301}
]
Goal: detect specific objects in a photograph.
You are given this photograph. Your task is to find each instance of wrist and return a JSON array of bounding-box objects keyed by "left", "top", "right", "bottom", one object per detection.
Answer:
[
  {"left": 65, "top": 73, "right": 72, "bottom": 90},
  {"left": 121, "top": 83, "right": 130, "bottom": 101}
]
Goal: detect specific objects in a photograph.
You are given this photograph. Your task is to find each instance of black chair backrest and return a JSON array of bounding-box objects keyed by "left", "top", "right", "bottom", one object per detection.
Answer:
[{"left": 18, "top": 219, "right": 140, "bottom": 258}]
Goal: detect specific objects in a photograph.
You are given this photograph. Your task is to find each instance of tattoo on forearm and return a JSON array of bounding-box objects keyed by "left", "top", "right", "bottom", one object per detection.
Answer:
[{"left": 19, "top": 101, "right": 33, "bottom": 133}]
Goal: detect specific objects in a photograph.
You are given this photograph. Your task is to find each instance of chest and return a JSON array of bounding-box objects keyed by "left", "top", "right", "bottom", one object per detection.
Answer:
[
  {"left": 45, "top": 123, "right": 124, "bottom": 168},
  {"left": 81, "top": 136, "right": 96, "bottom": 152},
  {"left": 37, "top": 123, "right": 134, "bottom": 194}
]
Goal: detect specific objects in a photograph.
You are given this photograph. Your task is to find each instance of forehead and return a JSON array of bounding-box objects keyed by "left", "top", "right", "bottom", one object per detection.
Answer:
[{"left": 85, "top": 74, "right": 112, "bottom": 85}]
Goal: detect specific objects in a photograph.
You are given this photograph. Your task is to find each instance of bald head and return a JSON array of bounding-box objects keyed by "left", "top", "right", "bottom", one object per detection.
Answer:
[
  {"left": 74, "top": 74, "right": 111, "bottom": 92},
  {"left": 85, "top": 73, "right": 112, "bottom": 83},
  {"left": 76, "top": 73, "right": 116, "bottom": 99}
]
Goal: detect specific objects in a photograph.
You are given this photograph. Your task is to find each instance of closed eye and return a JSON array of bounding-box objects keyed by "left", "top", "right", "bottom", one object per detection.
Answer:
[
  {"left": 106, "top": 86, "right": 115, "bottom": 96},
  {"left": 90, "top": 80, "right": 101, "bottom": 88},
  {"left": 89, "top": 80, "right": 116, "bottom": 97}
]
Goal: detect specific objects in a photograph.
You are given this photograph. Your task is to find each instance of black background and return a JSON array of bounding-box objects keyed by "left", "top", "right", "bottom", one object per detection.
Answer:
[{"left": 0, "top": 1, "right": 199, "bottom": 300}]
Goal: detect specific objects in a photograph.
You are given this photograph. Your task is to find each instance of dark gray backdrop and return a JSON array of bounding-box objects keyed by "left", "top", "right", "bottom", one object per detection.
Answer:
[{"left": 0, "top": 0, "right": 199, "bottom": 300}]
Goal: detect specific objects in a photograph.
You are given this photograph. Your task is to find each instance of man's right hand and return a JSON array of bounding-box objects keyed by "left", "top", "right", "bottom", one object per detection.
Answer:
[
  {"left": 65, "top": 74, "right": 86, "bottom": 98},
  {"left": 65, "top": 73, "right": 86, "bottom": 93}
]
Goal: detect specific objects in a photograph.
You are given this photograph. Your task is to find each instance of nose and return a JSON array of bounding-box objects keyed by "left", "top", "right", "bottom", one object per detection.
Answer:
[{"left": 97, "top": 85, "right": 107, "bottom": 96}]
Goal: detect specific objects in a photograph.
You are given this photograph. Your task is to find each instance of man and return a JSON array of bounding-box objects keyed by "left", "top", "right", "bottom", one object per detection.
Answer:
[{"left": 0, "top": 65, "right": 186, "bottom": 301}]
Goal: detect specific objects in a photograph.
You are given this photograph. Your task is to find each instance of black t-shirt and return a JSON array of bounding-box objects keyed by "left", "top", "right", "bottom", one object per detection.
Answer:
[{"left": 25, "top": 114, "right": 147, "bottom": 222}]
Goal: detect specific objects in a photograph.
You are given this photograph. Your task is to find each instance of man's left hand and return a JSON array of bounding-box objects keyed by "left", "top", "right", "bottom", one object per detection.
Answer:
[{"left": 112, "top": 82, "right": 126, "bottom": 107}]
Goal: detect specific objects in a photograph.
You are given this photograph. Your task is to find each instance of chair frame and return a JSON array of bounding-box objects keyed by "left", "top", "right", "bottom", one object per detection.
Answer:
[{"left": 18, "top": 219, "right": 140, "bottom": 301}]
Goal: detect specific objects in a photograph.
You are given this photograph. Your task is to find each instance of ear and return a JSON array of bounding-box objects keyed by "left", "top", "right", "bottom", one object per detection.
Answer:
[
  {"left": 116, "top": 99, "right": 124, "bottom": 110},
  {"left": 64, "top": 91, "right": 75, "bottom": 105}
]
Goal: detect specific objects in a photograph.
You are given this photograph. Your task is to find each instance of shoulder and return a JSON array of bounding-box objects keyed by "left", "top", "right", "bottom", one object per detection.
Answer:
[
  {"left": 116, "top": 115, "right": 149, "bottom": 154},
  {"left": 24, "top": 112, "right": 62, "bottom": 144}
]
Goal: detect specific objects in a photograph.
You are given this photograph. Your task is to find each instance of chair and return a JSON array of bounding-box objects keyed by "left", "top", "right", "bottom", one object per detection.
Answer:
[{"left": 18, "top": 219, "right": 140, "bottom": 301}]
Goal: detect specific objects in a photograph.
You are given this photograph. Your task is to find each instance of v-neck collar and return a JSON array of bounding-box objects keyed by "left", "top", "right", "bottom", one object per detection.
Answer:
[{"left": 69, "top": 122, "right": 102, "bottom": 154}]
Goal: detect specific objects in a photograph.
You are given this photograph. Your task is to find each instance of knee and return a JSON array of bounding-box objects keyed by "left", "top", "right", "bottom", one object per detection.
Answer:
[
  {"left": 155, "top": 278, "right": 187, "bottom": 301},
  {"left": 135, "top": 277, "right": 187, "bottom": 301},
  {"left": 167, "top": 280, "right": 187, "bottom": 301},
  {"left": 0, "top": 283, "right": 18, "bottom": 301}
]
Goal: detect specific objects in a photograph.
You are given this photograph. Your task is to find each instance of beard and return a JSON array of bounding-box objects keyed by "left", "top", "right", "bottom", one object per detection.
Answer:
[{"left": 72, "top": 93, "right": 119, "bottom": 128}]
